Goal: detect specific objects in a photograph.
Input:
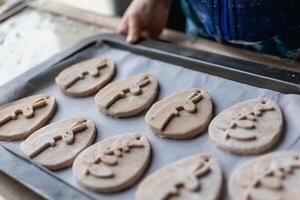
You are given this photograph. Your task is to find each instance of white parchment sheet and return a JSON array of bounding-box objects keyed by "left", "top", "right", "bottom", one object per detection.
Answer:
[{"left": 1, "top": 45, "right": 300, "bottom": 200}]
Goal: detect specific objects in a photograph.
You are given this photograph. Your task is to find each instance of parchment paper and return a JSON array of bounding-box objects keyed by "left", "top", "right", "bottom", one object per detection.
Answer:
[{"left": 0, "top": 44, "right": 300, "bottom": 200}]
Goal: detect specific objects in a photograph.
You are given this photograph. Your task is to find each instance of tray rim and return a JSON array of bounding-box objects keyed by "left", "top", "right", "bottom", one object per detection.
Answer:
[
  {"left": 0, "top": 33, "right": 299, "bottom": 99},
  {"left": 101, "top": 34, "right": 300, "bottom": 94},
  {"left": 0, "top": 145, "right": 96, "bottom": 200}
]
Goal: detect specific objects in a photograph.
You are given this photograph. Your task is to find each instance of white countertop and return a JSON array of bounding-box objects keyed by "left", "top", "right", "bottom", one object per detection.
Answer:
[{"left": 0, "top": 8, "right": 108, "bottom": 86}]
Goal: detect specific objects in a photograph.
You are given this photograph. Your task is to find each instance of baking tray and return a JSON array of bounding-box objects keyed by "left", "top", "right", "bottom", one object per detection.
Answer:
[{"left": 0, "top": 33, "right": 299, "bottom": 200}]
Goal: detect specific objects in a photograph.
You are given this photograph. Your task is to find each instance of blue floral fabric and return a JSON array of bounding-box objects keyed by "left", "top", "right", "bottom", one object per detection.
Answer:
[{"left": 181, "top": 0, "right": 300, "bottom": 60}]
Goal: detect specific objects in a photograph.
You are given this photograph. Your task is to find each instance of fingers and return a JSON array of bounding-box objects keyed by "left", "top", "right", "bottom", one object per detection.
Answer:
[
  {"left": 140, "top": 30, "right": 151, "bottom": 38},
  {"left": 127, "top": 15, "right": 141, "bottom": 44},
  {"left": 118, "top": 20, "right": 160, "bottom": 44},
  {"left": 117, "top": 17, "right": 128, "bottom": 35},
  {"left": 118, "top": 15, "right": 141, "bottom": 44},
  {"left": 118, "top": 13, "right": 162, "bottom": 44},
  {"left": 140, "top": 30, "right": 160, "bottom": 39}
]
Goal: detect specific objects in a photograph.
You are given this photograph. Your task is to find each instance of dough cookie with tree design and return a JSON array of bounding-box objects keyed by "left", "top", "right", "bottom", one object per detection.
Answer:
[
  {"left": 136, "top": 154, "right": 223, "bottom": 200},
  {"left": 229, "top": 151, "right": 300, "bottom": 200},
  {"left": 72, "top": 133, "right": 151, "bottom": 192},
  {"left": 209, "top": 98, "right": 283, "bottom": 155}
]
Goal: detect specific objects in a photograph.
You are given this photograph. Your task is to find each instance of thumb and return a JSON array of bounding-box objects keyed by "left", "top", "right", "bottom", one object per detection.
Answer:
[
  {"left": 117, "top": 18, "right": 129, "bottom": 35},
  {"left": 127, "top": 15, "right": 141, "bottom": 44}
]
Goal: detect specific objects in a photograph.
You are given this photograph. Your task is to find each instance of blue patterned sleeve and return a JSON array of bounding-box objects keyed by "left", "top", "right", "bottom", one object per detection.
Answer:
[{"left": 181, "top": 0, "right": 300, "bottom": 59}]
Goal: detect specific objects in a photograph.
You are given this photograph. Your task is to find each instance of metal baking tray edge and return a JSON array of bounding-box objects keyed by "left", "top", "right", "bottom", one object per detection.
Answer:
[
  {"left": 0, "top": 33, "right": 299, "bottom": 200},
  {"left": 0, "top": 33, "right": 299, "bottom": 101}
]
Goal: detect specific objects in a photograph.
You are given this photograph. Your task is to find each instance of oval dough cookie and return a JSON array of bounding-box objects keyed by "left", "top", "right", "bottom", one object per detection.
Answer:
[
  {"left": 209, "top": 98, "right": 283, "bottom": 155},
  {"left": 55, "top": 58, "right": 115, "bottom": 97},
  {"left": 73, "top": 133, "right": 151, "bottom": 192},
  {"left": 145, "top": 89, "right": 213, "bottom": 139},
  {"left": 0, "top": 94, "right": 56, "bottom": 141},
  {"left": 136, "top": 154, "right": 223, "bottom": 200},
  {"left": 21, "top": 117, "right": 96, "bottom": 170},
  {"left": 95, "top": 74, "right": 158, "bottom": 118},
  {"left": 229, "top": 151, "right": 300, "bottom": 200}
]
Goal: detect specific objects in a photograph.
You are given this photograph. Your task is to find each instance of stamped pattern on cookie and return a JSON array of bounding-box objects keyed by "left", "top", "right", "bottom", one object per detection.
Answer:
[
  {"left": 217, "top": 99, "right": 275, "bottom": 141},
  {"left": 84, "top": 136, "right": 145, "bottom": 178},
  {"left": 0, "top": 95, "right": 56, "bottom": 141},
  {"left": 26, "top": 120, "right": 88, "bottom": 158},
  {"left": 0, "top": 97, "right": 48, "bottom": 126},
  {"left": 61, "top": 59, "right": 109, "bottom": 89},
  {"left": 153, "top": 155, "right": 212, "bottom": 200},
  {"left": 150, "top": 90, "right": 203, "bottom": 131},
  {"left": 95, "top": 74, "right": 158, "bottom": 118},
  {"left": 101, "top": 76, "right": 151, "bottom": 109},
  {"left": 73, "top": 134, "right": 151, "bottom": 192},
  {"left": 237, "top": 155, "right": 300, "bottom": 200},
  {"left": 136, "top": 154, "right": 222, "bottom": 200}
]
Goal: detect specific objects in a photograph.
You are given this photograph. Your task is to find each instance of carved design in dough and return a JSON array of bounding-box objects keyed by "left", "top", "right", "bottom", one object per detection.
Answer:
[
  {"left": 102, "top": 76, "right": 151, "bottom": 109},
  {"left": 84, "top": 136, "right": 145, "bottom": 178},
  {"left": 238, "top": 155, "right": 300, "bottom": 200},
  {"left": 150, "top": 90, "right": 203, "bottom": 131},
  {"left": 154, "top": 155, "right": 212, "bottom": 200},
  {"left": 218, "top": 99, "right": 274, "bottom": 141},
  {"left": 0, "top": 97, "right": 48, "bottom": 126},
  {"left": 27, "top": 120, "right": 88, "bottom": 158},
  {"left": 62, "top": 59, "right": 108, "bottom": 89}
]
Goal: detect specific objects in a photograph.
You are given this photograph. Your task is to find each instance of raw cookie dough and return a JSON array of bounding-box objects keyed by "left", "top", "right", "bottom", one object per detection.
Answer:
[
  {"left": 136, "top": 154, "right": 223, "bottom": 200},
  {"left": 21, "top": 117, "right": 96, "bottom": 170},
  {"left": 209, "top": 98, "right": 283, "bottom": 155},
  {"left": 95, "top": 74, "right": 158, "bottom": 118},
  {"left": 0, "top": 94, "right": 56, "bottom": 141},
  {"left": 145, "top": 89, "right": 213, "bottom": 139},
  {"left": 73, "top": 133, "right": 151, "bottom": 192},
  {"left": 55, "top": 58, "right": 115, "bottom": 97},
  {"left": 229, "top": 151, "right": 300, "bottom": 200}
]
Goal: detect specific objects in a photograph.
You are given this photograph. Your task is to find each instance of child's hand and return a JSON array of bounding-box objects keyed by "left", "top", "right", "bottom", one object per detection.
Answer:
[{"left": 118, "top": 0, "right": 171, "bottom": 44}]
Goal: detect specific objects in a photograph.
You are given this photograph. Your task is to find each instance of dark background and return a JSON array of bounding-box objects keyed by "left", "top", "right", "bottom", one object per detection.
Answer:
[{"left": 166, "top": 1, "right": 186, "bottom": 32}]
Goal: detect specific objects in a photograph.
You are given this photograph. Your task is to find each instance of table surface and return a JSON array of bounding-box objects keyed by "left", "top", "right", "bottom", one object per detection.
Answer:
[
  {"left": 0, "top": 7, "right": 110, "bottom": 86},
  {"left": 0, "top": 171, "right": 45, "bottom": 200}
]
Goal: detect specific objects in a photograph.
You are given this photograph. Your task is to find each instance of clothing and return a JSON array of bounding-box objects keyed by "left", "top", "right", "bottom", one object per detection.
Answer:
[{"left": 181, "top": 0, "right": 300, "bottom": 60}]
